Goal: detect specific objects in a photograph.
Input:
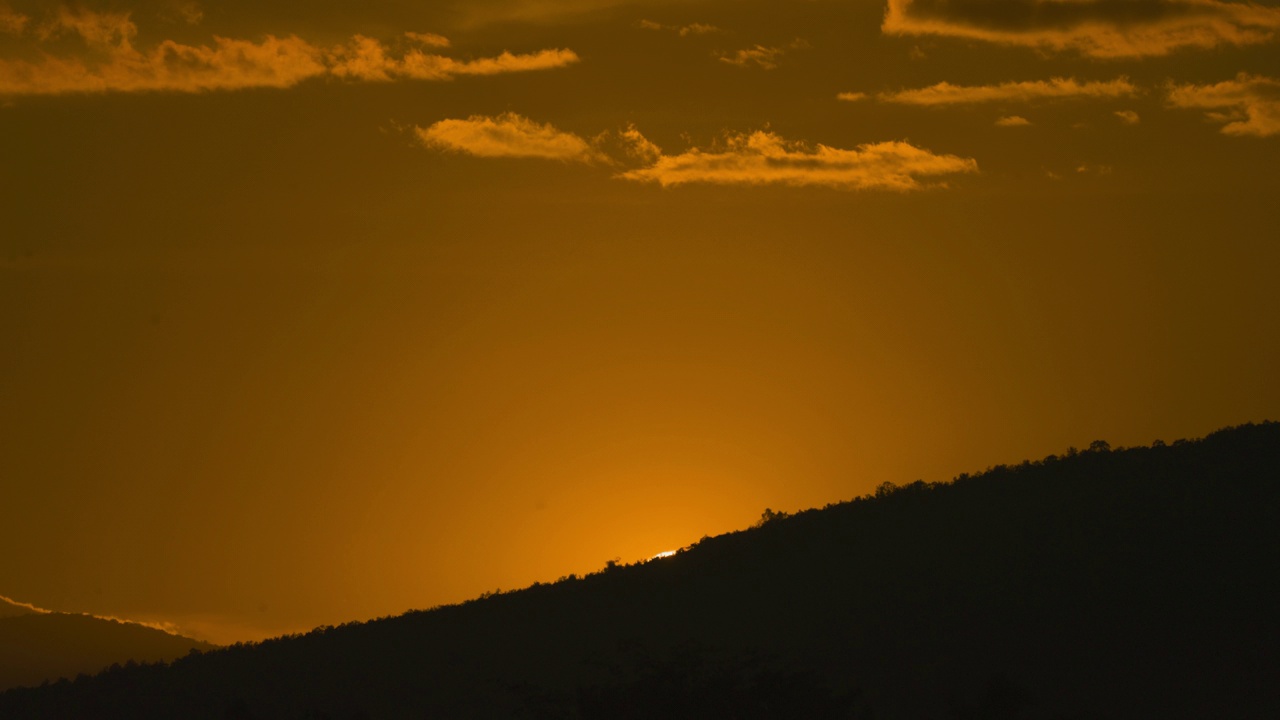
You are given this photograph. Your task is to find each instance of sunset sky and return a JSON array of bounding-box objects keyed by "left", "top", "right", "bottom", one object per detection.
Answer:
[{"left": 3, "top": 0, "right": 1278, "bottom": 644}]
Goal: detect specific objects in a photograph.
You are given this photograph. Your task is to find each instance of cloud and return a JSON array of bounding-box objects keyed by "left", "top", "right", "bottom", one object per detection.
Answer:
[
  {"left": 1114, "top": 109, "right": 1141, "bottom": 124},
  {"left": 996, "top": 115, "right": 1032, "bottom": 126},
  {"left": 879, "top": 77, "right": 1138, "bottom": 105},
  {"left": 416, "top": 113, "right": 604, "bottom": 161},
  {"left": 883, "top": 0, "right": 1280, "bottom": 58},
  {"left": 1167, "top": 73, "right": 1280, "bottom": 136},
  {"left": 1, "top": 35, "right": 327, "bottom": 95},
  {"left": 404, "top": 31, "right": 451, "bottom": 48},
  {"left": 328, "top": 38, "right": 577, "bottom": 82},
  {"left": 0, "top": 5, "right": 28, "bottom": 35},
  {"left": 0, "top": 594, "right": 51, "bottom": 616},
  {"left": 620, "top": 130, "right": 978, "bottom": 191},
  {"left": 718, "top": 40, "right": 808, "bottom": 70},
  {"left": 0, "top": 594, "right": 187, "bottom": 636},
  {"left": 836, "top": 91, "right": 868, "bottom": 102},
  {"left": 0, "top": 8, "right": 577, "bottom": 96},
  {"left": 677, "top": 23, "right": 721, "bottom": 37},
  {"left": 719, "top": 45, "right": 786, "bottom": 69},
  {"left": 639, "top": 19, "right": 723, "bottom": 36},
  {"left": 164, "top": 1, "right": 204, "bottom": 26},
  {"left": 416, "top": 116, "right": 664, "bottom": 166},
  {"left": 86, "top": 613, "right": 187, "bottom": 636},
  {"left": 413, "top": 119, "right": 977, "bottom": 191},
  {"left": 37, "top": 6, "right": 138, "bottom": 47},
  {"left": 618, "top": 124, "right": 663, "bottom": 163},
  {"left": 595, "top": 122, "right": 664, "bottom": 164},
  {"left": 456, "top": 0, "right": 639, "bottom": 27}
]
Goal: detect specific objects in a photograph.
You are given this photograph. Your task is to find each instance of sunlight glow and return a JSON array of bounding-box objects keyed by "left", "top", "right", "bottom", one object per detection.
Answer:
[{"left": 651, "top": 550, "right": 677, "bottom": 560}]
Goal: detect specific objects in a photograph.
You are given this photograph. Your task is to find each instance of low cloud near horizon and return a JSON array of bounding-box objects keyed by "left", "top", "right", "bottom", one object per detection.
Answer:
[
  {"left": 0, "top": 594, "right": 189, "bottom": 638},
  {"left": 0, "top": 594, "right": 50, "bottom": 617}
]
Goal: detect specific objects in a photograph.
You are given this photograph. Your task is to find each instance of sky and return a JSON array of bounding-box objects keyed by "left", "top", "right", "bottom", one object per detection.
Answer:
[{"left": 2, "top": 0, "right": 1278, "bottom": 645}]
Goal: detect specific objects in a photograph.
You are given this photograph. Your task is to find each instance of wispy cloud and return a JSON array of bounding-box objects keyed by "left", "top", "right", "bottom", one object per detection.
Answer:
[
  {"left": 328, "top": 37, "right": 577, "bottom": 82},
  {"left": 620, "top": 130, "right": 977, "bottom": 191},
  {"left": 878, "top": 77, "right": 1138, "bottom": 106},
  {"left": 164, "top": 1, "right": 204, "bottom": 26},
  {"left": 883, "top": 0, "right": 1280, "bottom": 58},
  {"left": 1115, "top": 110, "right": 1141, "bottom": 125},
  {"left": 414, "top": 118, "right": 976, "bottom": 191},
  {"left": 86, "top": 613, "right": 186, "bottom": 636},
  {"left": 595, "top": 123, "right": 664, "bottom": 164},
  {"left": 0, "top": 5, "right": 29, "bottom": 35},
  {"left": 718, "top": 40, "right": 808, "bottom": 70},
  {"left": 0, "top": 594, "right": 51, "bottom": 616},
  {"left": 0, "top": 31, "right": 328, "bottom": 95},
  {"left": 404, "top": 31, "right": 451, "bottom": 48},
  {"left": 0, "top": 8, "right": 577, "bottom": 96},
  {"left": 457, "top": 0, "right": 638, "bottom": 27},
  {"left": 836, "top": 91, "right": 868, "bottom": 102},
  {"left": 1167, "top": 73, "right": 1280, "bottom": 137},
  {"left": 996, "top": 115, "right": 1032, "bottom": 127},
  {"left": 638, "top": 19, "right": 723, "bottom": 36},
  {"left": 416, "top": 113, "right": 603, "bottom": 161},
  {"left": 0, "top": 594, "right": 187, "bottom": 637}
]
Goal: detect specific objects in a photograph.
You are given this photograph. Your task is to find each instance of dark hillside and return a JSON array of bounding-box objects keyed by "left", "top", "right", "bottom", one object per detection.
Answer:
[
  {"left": 0, "top": 597, "right": 39, "bottom": 619},
  {"left": 0, "top": 612, "right": 215, "bottom": 691},
  {"left": 2, "top": 422, "right": 1277, "bottom": 719}
]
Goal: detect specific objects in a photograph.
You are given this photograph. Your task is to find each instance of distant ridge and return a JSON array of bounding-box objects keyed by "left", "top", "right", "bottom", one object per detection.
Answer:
[
  {"left": 0, "top": 605, "right": 215, "bottom": 691},
  {"left": 0, "top": 596, "right": 43, "bottom": 620},
  {"left": 2, "top": 422, "right": 1277, "bottom": 719}
]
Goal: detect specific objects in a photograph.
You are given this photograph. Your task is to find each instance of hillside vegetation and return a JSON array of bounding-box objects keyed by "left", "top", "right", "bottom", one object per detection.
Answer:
[{"left": 2, "top": 422, "right": 1277, "bottom": 719}]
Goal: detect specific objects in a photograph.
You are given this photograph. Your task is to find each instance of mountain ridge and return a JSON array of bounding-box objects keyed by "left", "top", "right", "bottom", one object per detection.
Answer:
[
  {"left": 2, "top": 421, "right": 1277, "bottom": 718},
  {"left": 0, "top": 605, "right": 215, "bottom": 691},
  {"left": 0, "top": 596, "right": 42, "bottom": 620}
]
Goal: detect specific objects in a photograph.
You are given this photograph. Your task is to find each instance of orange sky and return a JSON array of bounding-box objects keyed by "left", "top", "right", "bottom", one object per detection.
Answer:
[{"left": 2, "top": 0, "right": 1278, "bottom": 645}]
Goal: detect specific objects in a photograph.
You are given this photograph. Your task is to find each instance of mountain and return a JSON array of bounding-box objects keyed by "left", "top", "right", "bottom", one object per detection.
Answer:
[
  {"left": 0, "top": 596, "right": 40, "bottom": 620},
  {"left": 1, "top": 422, "right": 1277, "bottom": 719},
  {"left": 0, "top": 607, "right": 215, "bottom": 691}
]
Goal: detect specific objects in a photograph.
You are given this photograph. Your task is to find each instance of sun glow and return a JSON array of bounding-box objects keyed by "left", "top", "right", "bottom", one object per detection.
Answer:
[{"left": 650, "top": 550, "right": 677, "bottom": 560}]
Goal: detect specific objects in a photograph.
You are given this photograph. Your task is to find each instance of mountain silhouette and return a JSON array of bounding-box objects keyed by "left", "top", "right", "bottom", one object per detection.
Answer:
[
  {"left": 0, "top": 596, "right": 40, "bottom": 620},
  {"left": 1, "top": 422, "right": 1276, "bottom": 719},
  {"left": 0, "top": 605, "right": 215, "bottom": 691}
]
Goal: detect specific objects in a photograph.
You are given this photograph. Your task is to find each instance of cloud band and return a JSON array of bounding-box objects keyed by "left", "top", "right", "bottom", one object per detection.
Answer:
[
  {"left": 0, "top": 9, "right": 578, "bottom": 96},
  {"left": 1167, "top": 73, "right": 1280, "bottom": 136},
  {"left": 883, "top": 0, "right": 1280, "bottom": 57}
]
